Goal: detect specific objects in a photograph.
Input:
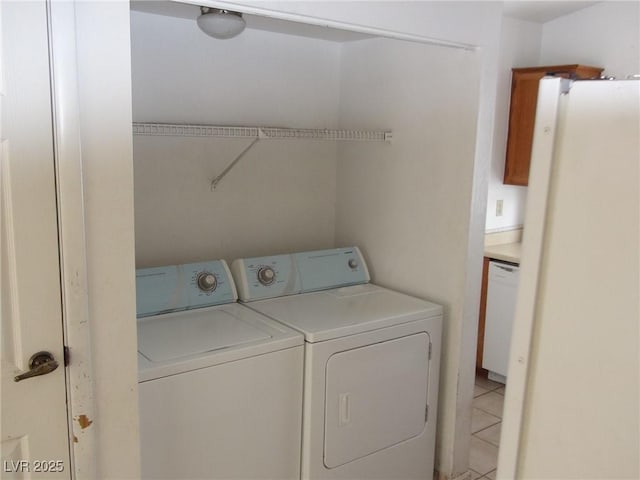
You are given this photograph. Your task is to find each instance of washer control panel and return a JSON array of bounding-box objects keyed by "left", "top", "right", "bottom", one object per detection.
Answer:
[
  {"left": 136, "top": 259, "right": 237, "bottom": 317},
  {"left": 231, "top": 253, "right": 301, "bottom": 301},
  {"left": 197, "top": 271, "right": 218, "bottom": 292},
  {"left": 257, "top": 266, "right": 276, "bottom": 285},
  {"left": 231, "top": 247, "right": 370, "bottom": 302}
]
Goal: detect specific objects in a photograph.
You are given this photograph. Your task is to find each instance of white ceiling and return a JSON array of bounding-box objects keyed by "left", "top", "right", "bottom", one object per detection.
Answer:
[
  {"left": 129, "top": 1, "right": 374, "bottom": 42},
  {"left": 503, "top": 1, "right": 600, "bottom": 23},
  {"left": 131, "top": 1, "right": 602, "bottom": 42}
]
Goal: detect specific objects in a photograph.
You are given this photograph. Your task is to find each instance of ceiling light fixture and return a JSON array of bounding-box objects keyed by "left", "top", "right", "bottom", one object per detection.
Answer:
[{"left": 197, "top": 7, "right": 246, "bottom": 39}]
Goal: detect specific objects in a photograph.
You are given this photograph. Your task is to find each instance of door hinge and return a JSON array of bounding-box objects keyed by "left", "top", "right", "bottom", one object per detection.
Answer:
[
  {"left": 428, "top": 342, "right": 432, "bottom": 360},
  {"left": 425, "top": 404, "right": 429, "bottom": 422},
  {"left": 63, "top": 346, "right": 70, "bottom": 367}
]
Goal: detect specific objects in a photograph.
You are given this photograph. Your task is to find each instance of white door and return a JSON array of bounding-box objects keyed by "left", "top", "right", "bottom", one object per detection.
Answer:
[{"left": 1, "top": 1, "right": 71, "bottom": 477}]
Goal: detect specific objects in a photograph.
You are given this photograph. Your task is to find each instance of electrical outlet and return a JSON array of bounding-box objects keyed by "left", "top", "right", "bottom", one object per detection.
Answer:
[{"left": 496, "top": 199, "right": 504, "bottom": 217}]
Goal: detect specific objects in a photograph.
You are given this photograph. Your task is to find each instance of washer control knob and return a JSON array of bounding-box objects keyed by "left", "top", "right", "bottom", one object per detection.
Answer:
[
  {"left": 257, "top": 266, "right": 276, "bottom": 286},
  {"left": 197, "top": 272, "right": 217, "bottom": 292},
  {"left": 348, "top": 258, "right": 358, "bottom": 269}
]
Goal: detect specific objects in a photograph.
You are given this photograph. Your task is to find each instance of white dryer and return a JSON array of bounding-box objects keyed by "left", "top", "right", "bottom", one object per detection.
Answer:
[
  {"left": 136, "top": 259, "right": 304, "bottom": 480},
  {"left": 231, "top": 247, "right": 442, "bottom": 480}
]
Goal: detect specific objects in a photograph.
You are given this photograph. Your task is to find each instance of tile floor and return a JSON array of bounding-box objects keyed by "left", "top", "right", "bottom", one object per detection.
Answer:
[{"left": 469, "top": 375, "right": 505, "bottom": 480}]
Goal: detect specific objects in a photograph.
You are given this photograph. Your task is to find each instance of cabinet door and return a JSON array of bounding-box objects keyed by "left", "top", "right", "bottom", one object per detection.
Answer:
[
  {"left": 504, "top": 70, "right": 547, "bottom": 185},
  {"left": 503, "top": 65, "right": 603, "bottom": 186}
]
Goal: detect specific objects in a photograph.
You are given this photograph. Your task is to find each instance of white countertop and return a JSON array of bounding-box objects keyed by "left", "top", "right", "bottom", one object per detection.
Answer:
[{"left": 484, "top": 242, "right": 521, "bottom": 264}]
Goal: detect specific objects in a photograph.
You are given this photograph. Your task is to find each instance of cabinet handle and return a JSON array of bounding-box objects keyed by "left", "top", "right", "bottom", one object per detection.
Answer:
[{"left": 495, "top": 265, "right": 514, "bottom": 273}]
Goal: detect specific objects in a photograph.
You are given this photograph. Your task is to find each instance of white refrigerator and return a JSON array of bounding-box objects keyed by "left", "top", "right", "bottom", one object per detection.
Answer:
[{"left": 499, "top": 78, "right": 639, "bottom": 479}]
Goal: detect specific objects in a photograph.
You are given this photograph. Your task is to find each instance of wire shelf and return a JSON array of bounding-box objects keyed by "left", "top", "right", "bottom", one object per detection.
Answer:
[{"left": 132, "top": 122, "right": 392, "bottom": 142}]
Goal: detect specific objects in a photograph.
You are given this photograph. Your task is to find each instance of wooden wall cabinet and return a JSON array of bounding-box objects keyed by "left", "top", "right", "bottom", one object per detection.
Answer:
[{"left": 503, "top": 64, "right": 603, "bottom": 186}]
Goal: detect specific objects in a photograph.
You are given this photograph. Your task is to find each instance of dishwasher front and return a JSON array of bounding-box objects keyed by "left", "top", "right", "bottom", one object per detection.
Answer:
[{"left": 483, "top": 259, "right": 520, "bottom": 383}]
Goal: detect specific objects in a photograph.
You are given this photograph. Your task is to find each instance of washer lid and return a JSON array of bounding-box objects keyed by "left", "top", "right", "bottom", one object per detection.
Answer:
[
  {"left": 138, "top": 305, "right": 271, "bottom": 363},
  {"left": 137, "top": 304, "right": 304, "bottom": 382},
  {"left": 248, "top": 284, "right": 443, "bottom": 342}
]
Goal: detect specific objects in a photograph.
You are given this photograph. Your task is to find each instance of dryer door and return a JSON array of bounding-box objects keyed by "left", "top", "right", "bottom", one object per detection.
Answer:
[{"left": 323, "top": 332, "right": 430, "bottom": 468}]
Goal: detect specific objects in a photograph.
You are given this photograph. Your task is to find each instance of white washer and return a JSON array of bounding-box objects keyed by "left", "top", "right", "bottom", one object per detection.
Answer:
[
  {"left": 136, "top": 260, "right": 304, "bottom": 480},
  {"left": 231, "top": 247, "right": 442, "bottom": 480}
]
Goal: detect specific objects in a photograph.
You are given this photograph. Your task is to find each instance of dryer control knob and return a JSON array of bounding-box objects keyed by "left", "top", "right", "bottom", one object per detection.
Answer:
[
  {"left": 348, "top": 258, "right": 358, "bottom": 269},
  {"left": 257, "top": 266, "right": 275, "bottom": 286},
  {"left": 197, "top": 272, "right": 217, "bottom": 292}
]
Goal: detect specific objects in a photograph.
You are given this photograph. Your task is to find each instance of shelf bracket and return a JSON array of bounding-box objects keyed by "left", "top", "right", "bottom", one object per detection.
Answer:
[{"left": 210, "top": 129, "right": 268, "bottom": 191}]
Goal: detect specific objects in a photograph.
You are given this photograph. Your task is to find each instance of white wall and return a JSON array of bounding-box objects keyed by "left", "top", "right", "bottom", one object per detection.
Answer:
[
  {"left": 74, "top": 1, "right": 140, "bottom": 477},
  {"left": 130, "top": 10, "right": 341, "bottom": 266},
  {"left": 130, "top": 11, "right": 342, "bottom": 127},
  {"left": 485, "top": 17, "right": 541, "bottom": 232},
  {"left": 335, "top": 37, "right": 483, "bottom": 479},
  {"left": 540, "top": 1, "right": 640, "bottom": 79}
]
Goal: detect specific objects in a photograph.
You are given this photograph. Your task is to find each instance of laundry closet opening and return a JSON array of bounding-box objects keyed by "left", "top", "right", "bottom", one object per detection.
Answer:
[
  {"left": 129, "top": 1, "right": 480, "bottom": 268},
  {"left": 129, "top": 2, "right": 483, "bottom": 478}
]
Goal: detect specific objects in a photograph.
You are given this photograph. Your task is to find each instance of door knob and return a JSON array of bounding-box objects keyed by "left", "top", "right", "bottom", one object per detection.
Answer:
[{"left": 14, "top": 351, "right": 59, "bottom": 382}]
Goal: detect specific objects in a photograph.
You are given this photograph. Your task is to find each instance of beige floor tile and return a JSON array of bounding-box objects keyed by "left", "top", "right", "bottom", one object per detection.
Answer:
[
  {"left": 475, "top": 422, "right": 501, "bottom": 447},
  {"left": 474, "top": 384, "right": 490, "bottom": 398},
  {"left": 473, "top": 391, "right": 504, "bottom": 418},
  {"left": 471, "top": 408, "right": 500, "bottom": 434},
  {"left": 494, "top": 386, "right": 505, "bottom": 396},
  {"left": 469, "top": 436, "right": 499, "bottom": 475},
  {"left": 469, "top": 469, "right": 484, "bottom": 480},
  {"left": 483, "top": 469, "right": 497, "bottom": 480},
  {"left": 474, "top": 376, "right": 503, "bottom": 391}
]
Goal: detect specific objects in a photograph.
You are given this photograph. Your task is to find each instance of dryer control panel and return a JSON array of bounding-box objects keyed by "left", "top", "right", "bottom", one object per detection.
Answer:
[
  {"left": 136, "top": 260, "right": 238, "bottom": 317},
  {"left": 231, "top": 247, "right": 370, "bottom": 302}
]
